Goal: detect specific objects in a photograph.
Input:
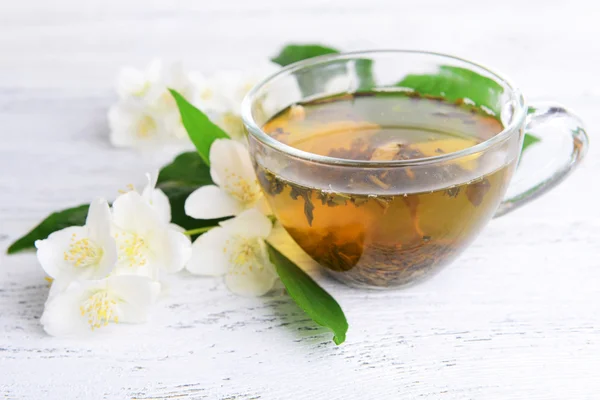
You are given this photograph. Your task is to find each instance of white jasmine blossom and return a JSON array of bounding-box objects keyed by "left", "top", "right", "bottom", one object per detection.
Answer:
[
  {"left": 108, "top": 60, "right": 199, "bottom": 148},
  {"left": 40, "top": 275, "right": 160, "bottom": 337},
  {"left": 194, "top": 63, "right": 280, "bottom": 140},
  {"left": 116, "top": 59, "right": 162, "bottom": 100},
  {"left": 35, "top": 199, "right": 117, "bottom": 283},
  {"left": 184, "top": 139, "right": 264, "bottom": 219},
  {"left": 186, "top": 209, "right": 277, "bottom": 297},
  {"left": 34, "top": 172, "right": 201, "bottom": 337},
  {"left": 112, "top": 191, "right": 191, "bottom": 279},
  {"left": 108, "top": 101, "right": 168, "bottom": 147}
]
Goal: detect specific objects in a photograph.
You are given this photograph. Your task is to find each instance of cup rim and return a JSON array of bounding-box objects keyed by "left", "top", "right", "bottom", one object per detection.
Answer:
[{"left": 241, "top": 49, "right": 527, "bottom": 168}]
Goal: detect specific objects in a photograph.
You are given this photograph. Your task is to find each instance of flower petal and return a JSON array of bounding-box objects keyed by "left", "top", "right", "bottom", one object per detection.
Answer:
[
  {"left": 86, "top": 198, "right": 118, "bottom": 279},
  {"left": 218, "top": 63, "right": 280, "bottom": 108},
  {"left": 41, "top": 281, "right": 95, "bottom": 337},
  {"left": 163, "top": 62, "right": 192, "bottom": 99},
  {"left": 110, "top": 59, "right": 201, "bottom": 149},
  {"left": 86, "top": 198, "right": 112, "bottom": 237},
  {"left": 41, "top": 276, "right": 160, "bottom": 337},
  {"left": 113, "top": 190, "right": 188, "bottom": 277},
  {"left": 184, "top": 185, "right": 243, "bottom": 219},
  {"left": 92, "top": 246, "right": 118, "bottom": 281},
  {"left": 45, "top": 278, "right": 71, "bottom": 305},
  {"left": 142, "top": 171, "right": 159, "bottom": 196},
  {"left": 155, "top": 229, "right": 192, "bottom": 274},
  {"left": 118, "top": 59, "right": 163, "bottom": 99},
  {"left": 208, "top": 139, "right": 256, "bottom": 188},
  {"left": 108, "top": 275, "right": 160, "bottom": 324},
  {"left": 186, "top": 227, "right": 230, "bottom": 276},
  {"left": 225, "top": 251, "right": 277, "bottom": 297},
  {"left": 168, "top": 223, "right": 186, "bottom": 233},
  {"left": 112, "top": 191, "right": 163, "bottom": 235},
  {"left": 254, "top": 196, "right": 272, "bottom": 216},
  {"left": 199, "top": 70, "right": 245, "bottom": 112},
  {"left": 149, "top": 188, "right": 172, "bottom": 223},
  {"left": 220, "top": 209, "right": 272, "bottom": 239},
  {"left": 35, "top": 226, "right": 87, "bottom": 280},
  {"left": 215, "top": 112, "right": 246, "bottom": 141},
  {"left": 163, "top": 111, "right": 192, "bottom": 140},
  {"left": 35, "top": 222, "right": 115, "bottom": 282},
  {"left": 108, "top": 101, "right": 165, "bottom": 148},
  {"left": 145, "top": 59, "right": 163, "bottom": 83},
  {"left": 116, "top": 67, "right": 148, "bottom": 99},
  {"left": 140, "top": 172, "right": 172, "bottom": 223},
  {"left": 112, "top": 191, "right": 165, "bottom": 277}
]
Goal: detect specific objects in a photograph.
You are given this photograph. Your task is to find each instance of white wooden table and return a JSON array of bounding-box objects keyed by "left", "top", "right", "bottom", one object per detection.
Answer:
[{"left": 1, "top": 1, "right": 599, "bottom": 398}]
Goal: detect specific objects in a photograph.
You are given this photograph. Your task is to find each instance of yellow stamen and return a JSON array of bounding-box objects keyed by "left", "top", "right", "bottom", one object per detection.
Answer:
[
  {"left": 63, "top": 234, "right": 104, "bottom": 268},
  {"left": 133, "top": 81, "right": 151, "bottom": 97},
  {"left": 80, "top": 290, "right": 119, "bottom": 330},
  {"left": 137, "top": 116, "right": 156, "bottom": 138},
  {"left": 116, "top": 231, "right": 149, "bottom": 267},
  {"left": 222, "top": 168, "right": 262, "bottom": 206},
  {"left": 220, "top": 112, "right": 245, "bottom": 138},
  {"left": 200, "top": 88, "right": 213, "bottom": 101},
  {"left": 226, "top": 236, "right": 265, "bottom": 275}
]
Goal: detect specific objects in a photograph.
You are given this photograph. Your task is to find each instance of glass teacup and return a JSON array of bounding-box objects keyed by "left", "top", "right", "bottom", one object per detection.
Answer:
[{"left": 241, "top": 50, "right": 588, "bottom": 289}]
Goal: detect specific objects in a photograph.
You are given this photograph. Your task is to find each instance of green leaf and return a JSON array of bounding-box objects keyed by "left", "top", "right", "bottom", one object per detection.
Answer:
[
  {"left": 355, "top": 58, "right": 376, "bottom": 92},
  {"left": 396, "top": 65, "right": 504, "bottom": 114},
  {"left": 271, "top": 44, "right": 339, "bottom": 66},
  {"left": 169, "top": 89, "right": 230, "bottom": 165},
  {"left": 267, "top": 243, "right": 348, "bottom": 345},
  {"left": 7, "top": 205, "right": 89, "bottom": 254},
  {"left": 522, "top": 133, "right": 541, "bottom": 153},
  {"left": 396, "top": 66, "right": 542, "bottom": 153},
  {"left": 157, "top": 151, "right": 212, "bottom": 187}
]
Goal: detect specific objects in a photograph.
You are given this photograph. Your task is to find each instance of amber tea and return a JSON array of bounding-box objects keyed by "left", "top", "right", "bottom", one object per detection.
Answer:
[{"left": 258, "top": 92, "right": 516, "bottom": 288}]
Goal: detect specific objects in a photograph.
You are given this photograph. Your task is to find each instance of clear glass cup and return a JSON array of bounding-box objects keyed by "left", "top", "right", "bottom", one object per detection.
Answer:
[{"left": 241, "top": 50, "right": 589, "bottom": 289}]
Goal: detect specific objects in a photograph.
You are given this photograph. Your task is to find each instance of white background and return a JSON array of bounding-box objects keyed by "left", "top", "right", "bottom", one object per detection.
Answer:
[{"left": 1, "top": 0, "right": 599, "bottom": 398}]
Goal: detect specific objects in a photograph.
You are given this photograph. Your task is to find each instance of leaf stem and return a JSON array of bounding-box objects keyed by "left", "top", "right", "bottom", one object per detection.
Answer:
[{"left": 184, "top": 226, "right": 216, "bottom": 236}]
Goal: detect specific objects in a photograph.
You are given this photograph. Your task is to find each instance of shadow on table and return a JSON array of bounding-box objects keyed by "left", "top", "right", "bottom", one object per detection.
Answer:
[{"left": 264, "top": 294, "right": 333, "bottom": 345}]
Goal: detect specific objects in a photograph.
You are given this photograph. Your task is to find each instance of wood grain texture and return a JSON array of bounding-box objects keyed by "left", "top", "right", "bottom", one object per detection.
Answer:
[{"left": 1, "top": 0, "right": 599, "bottom": 398}]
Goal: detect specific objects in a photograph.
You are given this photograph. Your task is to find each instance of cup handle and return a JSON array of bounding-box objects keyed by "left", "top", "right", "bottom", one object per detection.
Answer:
[{"left": 494, "top": 102, "right": 589, "bottom": 217}]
